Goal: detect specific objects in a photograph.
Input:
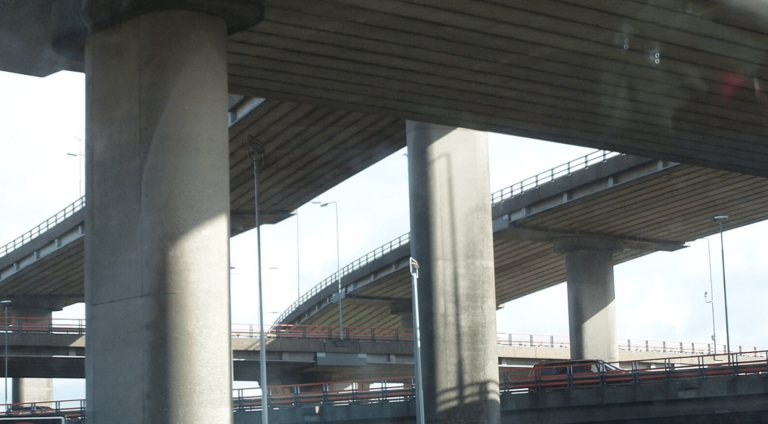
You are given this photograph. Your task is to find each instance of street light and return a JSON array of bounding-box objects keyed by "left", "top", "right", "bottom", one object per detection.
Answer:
[
  {"left": 712, "top": 215, "right": 731, "bottom": 359},
  {"left": 291, "top": 210, "right": 301, "bottom": 301},
  {"left": 702, "top": 238, "right": 717, "bottom": 355},
  {"left": 313, "top": 201, "right": 342, "bottom": 339},
  {"left": 409, "top": 258, "right": 425, "bottom": 424},
  {"left": 67, "top": 136, "right": 84, "bottom": 198},
  {"left": 1, "top": 299, "right": 12, "bottom": 408},
  {"left": 247, "top": 136, "right": 269, "bottom": 424}
]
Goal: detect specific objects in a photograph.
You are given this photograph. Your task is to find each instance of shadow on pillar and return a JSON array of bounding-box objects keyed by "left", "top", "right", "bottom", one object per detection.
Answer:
[{"left": 555, "top": 238, "right": 621, "bottom": 363}]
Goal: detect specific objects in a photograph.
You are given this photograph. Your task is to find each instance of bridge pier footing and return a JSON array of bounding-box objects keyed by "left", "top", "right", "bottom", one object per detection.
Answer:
[
  {"left": 406, "top": 121, "right": 500, "bottom": 424},
  {"left": 555, "top": 238, "right": 621, "bottom": 363}
]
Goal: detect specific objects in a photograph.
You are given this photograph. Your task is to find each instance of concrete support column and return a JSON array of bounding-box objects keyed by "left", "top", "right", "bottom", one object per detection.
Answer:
[
  {"left": 556, "top": 239, "right": 620, "bottom": 363},
  {"left": 12, "top": 379, "right": 53, "bottom": 406},
  {"left": 407, "top": 121, "right": 499, "bottom": 424},
  {"left": 84, "top": 10, "right": 233, "bottom": 424},
  {"left": 8, "top": 298, "right": 62, "bottom": 405},
  {"left": 11, "top": 307, "right": 54, "bottom": 406}
]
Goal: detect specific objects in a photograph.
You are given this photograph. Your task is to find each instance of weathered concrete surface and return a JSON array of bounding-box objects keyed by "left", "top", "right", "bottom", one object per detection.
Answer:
[
  {"left": 556, "top": 239, "right": 620, "bottom": 363},
  {"left": 84, "top": 10, "right": 232, "bottom": 424},
  {"left": 407, "top": 121, "right": 499, "bottom": 424}
]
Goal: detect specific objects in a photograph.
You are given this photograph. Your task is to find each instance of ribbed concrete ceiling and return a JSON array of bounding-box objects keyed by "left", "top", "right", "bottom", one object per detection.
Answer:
[
  {"left": 2, "top": 2, "right": 766, "bottom": 176},
  {"left": 229, "top": 98, "right": 405, "bottom": 231},
  {"left": 227, "top": 0, "right": 768, "bottom": 177},
  {"left": 0, "top": 99, "right": 405, "bottom": 302}
]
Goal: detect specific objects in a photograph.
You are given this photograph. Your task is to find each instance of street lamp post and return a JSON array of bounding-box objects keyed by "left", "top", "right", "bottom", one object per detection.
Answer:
[
  {"left": 67, "top": 136, "right": 84, "bottom": 198},
  {"left": 247, "top": 136, "right": 269, "bottom": 424},
  {"left": 712, "top": 215, "right": 731, "bottom": 360},
  {"left": 409, "top": 259, "right": 425, "bottom": 424},
  {"left": 703, "top": 238, "right": 717, "bottom": 355},
  {"left": 313, "top": 201, "right": 342, "bottom": 339},
  {"left": 1, "top": 299, "right": 12, "bottom": 408},
  {"left": 292, "top": 210, "right": 301, "bottom": 300}
]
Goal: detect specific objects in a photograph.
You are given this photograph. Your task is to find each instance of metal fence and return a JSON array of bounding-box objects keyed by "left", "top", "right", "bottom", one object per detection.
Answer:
[
  {"left": 5, "top": 317, "right": 765, "bottom": 359},
  {"left": 0, "top": 196, "right": 86, "bottom": 259},
  {"left": 490, "top": 150, "right": 621, "bottom": 204},
  {"left": 6, "top": 353, "right": 768, "bottom": 418},
  {"left": 274, "top": 233, "right": 410, "bottom": 325}
]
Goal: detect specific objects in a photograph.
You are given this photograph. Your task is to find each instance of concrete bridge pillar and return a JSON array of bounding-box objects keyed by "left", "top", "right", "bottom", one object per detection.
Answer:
[
  {"left": 71, "top": 2, "right": 262, "bottom": 423},
  {"left": 8, "top": 297, "right": 64, "bottom": 406},
  {"left": 407, "top": 121, "right": 500, "bottom": 424},
  {"left": 555, "top": 238, "right": 621, "bottom": 363}
]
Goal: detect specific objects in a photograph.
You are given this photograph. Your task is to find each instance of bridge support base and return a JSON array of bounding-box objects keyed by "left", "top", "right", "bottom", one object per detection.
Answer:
[
  {"left": 407, "top": 121, "right": 500, "bottom": 424},
  {"left": 84, "top": 9, "right": 232, "bottom": 424},
  {"left": 556, "top": 238, "right": 620, "bottom": 363}
]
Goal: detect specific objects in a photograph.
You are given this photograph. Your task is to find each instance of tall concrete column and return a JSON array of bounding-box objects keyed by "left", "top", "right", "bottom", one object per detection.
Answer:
[
  {"left": 79, "top": 3, "right": 261, "bottom": 422},
  {"left": 556, "top": 239, "right": 620, "bottom": 363},
  {"left": 407, "top": 121, "right": 499, "bottom": 424}
]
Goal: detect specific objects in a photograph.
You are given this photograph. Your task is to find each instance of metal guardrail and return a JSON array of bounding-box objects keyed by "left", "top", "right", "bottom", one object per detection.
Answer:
[
  {"left": 8, "top": 317, "right": 765, "bottom": 359},
  {"left": 0, "top": 196, "right": 86, "bottom": 259},
  {"left": 7, "top": 352, "right": 768, "bottom": 417},
  {"left": 1, "top": 398, "right": 85, "bottom": 420},
  {"left": 490, "top": 149, "right": 621, "bottom": 204},
  {"left": 496, "top": 332, "right": 768, "bottom": 358},
  {"left": 274, "top": 233, "right": 410, "bottom": 324}
]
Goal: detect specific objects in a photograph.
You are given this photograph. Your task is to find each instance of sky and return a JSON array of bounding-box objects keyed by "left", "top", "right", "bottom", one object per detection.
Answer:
[{"left": 1, "top": 70, "right": 767, "bottom": 400}]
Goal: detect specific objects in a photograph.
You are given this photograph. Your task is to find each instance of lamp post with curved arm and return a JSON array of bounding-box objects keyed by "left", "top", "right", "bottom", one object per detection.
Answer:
[
  {"left": 712, "top": 215, "right": 731, "bottom": 359},
  {"left": 313, "top": 201, "right": 342, "bottom": 340}
]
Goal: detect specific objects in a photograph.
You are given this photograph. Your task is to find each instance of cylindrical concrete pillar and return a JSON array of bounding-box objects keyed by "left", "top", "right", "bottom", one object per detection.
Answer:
[
  {"left": 561, "top": 241, "right": 619, "bottom": 363},
  {"left": 407, "top": 121, "right": 500, "bottom": 424},
  {"left": 84, "top": 10, "right": 232, "bottom": 424}
]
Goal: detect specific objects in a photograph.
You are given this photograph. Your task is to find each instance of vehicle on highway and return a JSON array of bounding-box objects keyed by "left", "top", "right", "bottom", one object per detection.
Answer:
[{"left": 528, "top": 359, "right": 624, "bottom": 378}]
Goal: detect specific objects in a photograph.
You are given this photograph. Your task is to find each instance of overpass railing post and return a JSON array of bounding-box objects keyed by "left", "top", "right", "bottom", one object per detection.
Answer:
[
  {"left": 322, "top": 384, "right": 329, "bottom": 404},
  {"left": 631, "top": 361, "right": 639, "bottom": 384},
  {"left": 293, "top": 386, "right": 300, "bottom": 407},
  {"left": 645, "top": 340, "right": 649, "bottom": 351},
  {"left": 550, "top": 335, "right": 554, "bottom": 348}
]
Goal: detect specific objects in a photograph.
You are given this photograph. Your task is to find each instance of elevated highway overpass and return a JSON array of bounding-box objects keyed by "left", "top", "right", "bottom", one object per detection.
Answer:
[
  {"left": 5, "top": 2, "right": 768, "bottom": 421},
  {"left": 8, "top": 356, "right": 768, "bottom": 424},
  {"left": 277, "top": 152, "right": 768, "bottom": 329},
  {"left": 4, "top": 149, "right": 768, "bottom": 320},
  {"left": 2, "top": 316, "right": 763, "bottom": 384}
]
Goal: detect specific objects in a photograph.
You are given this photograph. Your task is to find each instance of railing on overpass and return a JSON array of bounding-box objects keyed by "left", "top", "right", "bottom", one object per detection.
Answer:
[
  {"left": 277, "top": 149, "right": 621, "bottom": 325},
  {"left": 6, "top": 316, "right": 766, "bottom": 358},
  {"left": 274, "top": 232, "right": 410, "bottom": 325},
  {"left": 10, "top": 351, "right": 766, "bottom": 418},
  {"left": 0, "top": 196, "right": 86, "bottom": 259},
  {"left": 489, "top": 149, "right": 622, "bottom": 204}
]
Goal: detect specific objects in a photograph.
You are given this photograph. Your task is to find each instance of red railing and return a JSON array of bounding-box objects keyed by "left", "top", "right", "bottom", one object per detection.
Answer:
[
  {"left": 6, "top": 351, "right": 768, "bottom": 417},
  {"left": 500, "top": 351, "right": 768, "bottom": 394}
]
